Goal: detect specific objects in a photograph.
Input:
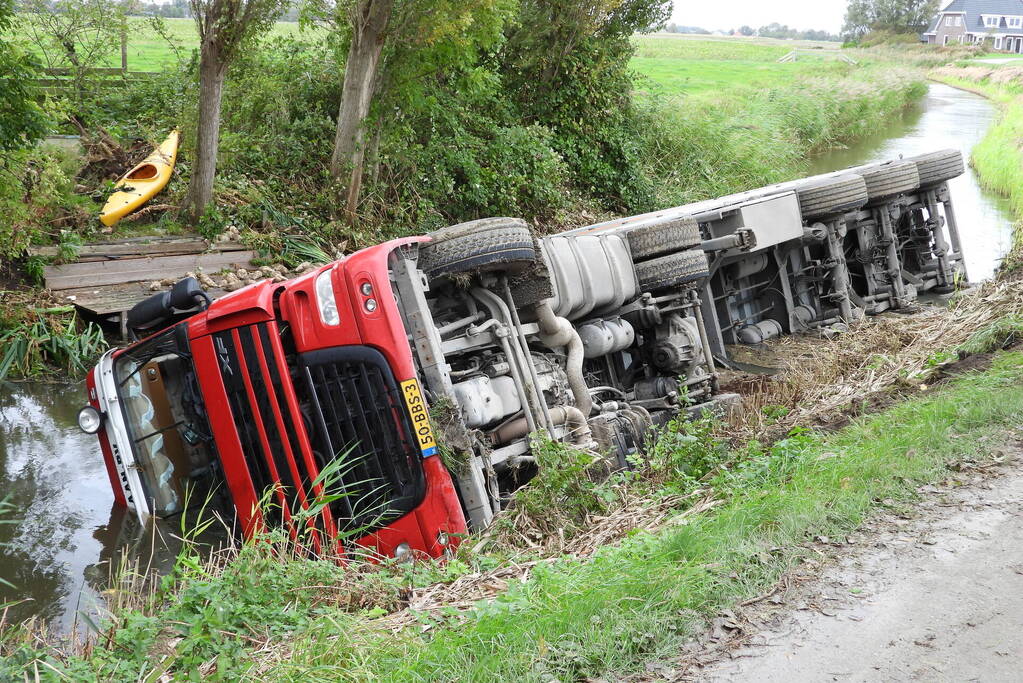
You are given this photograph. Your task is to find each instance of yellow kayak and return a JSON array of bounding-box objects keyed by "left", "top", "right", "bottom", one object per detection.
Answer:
[{"left": 99, "top": 130, "right": 179, "bottom": 227}]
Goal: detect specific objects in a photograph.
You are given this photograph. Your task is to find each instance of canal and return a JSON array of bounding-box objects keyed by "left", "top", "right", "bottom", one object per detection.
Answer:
[
  {"left": 0, "top": 82, "right": 1017, "bottom": 632},
  {"left": 808, "top": 81, "right": 1015, "bottom": 281}
]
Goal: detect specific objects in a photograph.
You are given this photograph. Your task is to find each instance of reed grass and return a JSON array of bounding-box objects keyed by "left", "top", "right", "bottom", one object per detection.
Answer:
[
  {"left": 0, "top": 299, "right": 107, "bottom": 380},
  {"left": 638, "top": 67, "right": 926, "bottom": 207}
]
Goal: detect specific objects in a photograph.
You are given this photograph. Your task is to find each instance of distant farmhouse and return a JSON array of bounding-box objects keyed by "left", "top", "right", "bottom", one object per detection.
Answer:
[{"left": 923, "top": 0, "right": 1023, "bottom": 52}]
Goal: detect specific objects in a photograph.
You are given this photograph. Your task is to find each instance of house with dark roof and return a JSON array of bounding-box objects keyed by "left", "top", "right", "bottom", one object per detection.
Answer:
[{"left": 923, "top": 0, "right": 1023, "bottom": 52}]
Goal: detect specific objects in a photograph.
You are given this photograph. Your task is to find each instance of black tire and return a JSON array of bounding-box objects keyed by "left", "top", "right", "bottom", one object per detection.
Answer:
[
  {"left": 794, "top": 174, "right": 868, "bottom": 219},
  {"left": 625, "top": 216, "right": 702, "bottom": 260},
  {"left": 419, "top": 217, "right": 535, "bottom": 277},
  {"left": 856, "top": 160, "right": 920, "bottom": 201},
  {"left": 635, "top": 249, "right": 710, "bottom": 292},
  {"left": 906, "top": 149, "right": 965, "bottom": 187}
]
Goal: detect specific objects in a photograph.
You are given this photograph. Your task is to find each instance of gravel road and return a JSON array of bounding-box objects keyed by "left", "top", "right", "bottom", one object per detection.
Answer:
[{"left": 693, "top": 445, "right": 1023, "bottom": 682}]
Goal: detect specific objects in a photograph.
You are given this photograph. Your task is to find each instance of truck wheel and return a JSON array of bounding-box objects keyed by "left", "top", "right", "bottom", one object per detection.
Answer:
[
  {"left": 626, "top": 216, "right": 702, "bottom": 260},
  {"left": 906, "top": 149, "right": 965, "bottom": 187},
  {"left": 635, "top": 249, "right": 710, "bottom": 292},
  {"left": 856, "top": 160, "right": 920, "bottom": 201},
  {"left": 419, "top": 218, "right": 536, "bottom": 277},
  {"left": 794, "top": 174, "right": 868, "bottom": 219}
]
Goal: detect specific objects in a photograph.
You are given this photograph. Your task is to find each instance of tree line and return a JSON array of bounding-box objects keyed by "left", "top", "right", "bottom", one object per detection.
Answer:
[
  {"left": 662, "top": 22, "right": 840, "bottom": 42},
  {"left": 664, "top": 0, "right": 941, "bottom": 43},
  {"left": 3, "top": 0, "right": 673, "bottom": 229},
  {"left": 842, "top": 0, "right": 939, "bottom": 40}
]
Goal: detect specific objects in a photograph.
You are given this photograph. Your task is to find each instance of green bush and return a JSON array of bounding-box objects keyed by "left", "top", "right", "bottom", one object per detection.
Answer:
[{"left": 0, "top": 145, "right": 93, "bottom": 261}]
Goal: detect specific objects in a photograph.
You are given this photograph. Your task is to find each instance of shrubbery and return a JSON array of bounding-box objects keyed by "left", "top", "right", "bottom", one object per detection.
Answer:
[{"left": 57, "top": 33, "right": 930, "bottom": 248}]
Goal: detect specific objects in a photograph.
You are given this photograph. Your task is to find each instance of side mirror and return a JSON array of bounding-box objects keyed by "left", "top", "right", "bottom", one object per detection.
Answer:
[
  {"left": 127, "top": 277, "right": 211, "bottom": 335},
  {"left": 127, "top": 291, "right": 171, "bottom": 331},
  {"left": 169, "top": 277, "right": 210, "bottom": 311}
]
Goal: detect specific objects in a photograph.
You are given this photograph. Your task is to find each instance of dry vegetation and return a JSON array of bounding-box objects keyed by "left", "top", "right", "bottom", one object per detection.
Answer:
[{"left": 727, "top": 276, "right": 1023, "bottom": 441}]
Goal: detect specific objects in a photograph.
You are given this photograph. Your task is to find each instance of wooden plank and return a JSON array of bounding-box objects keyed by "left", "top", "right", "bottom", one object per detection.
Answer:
[
  {"left": 43, "top": 251, "right": 257, "bottom": 291},
  {"left": 58, "top": 282, "right": 229, "bottom": 316},
  {"left": 29, "top": 239, "right": 248, "bottom": 259},
  {"left": 71, "top": 235, "right": 207, "bottom": 246}
]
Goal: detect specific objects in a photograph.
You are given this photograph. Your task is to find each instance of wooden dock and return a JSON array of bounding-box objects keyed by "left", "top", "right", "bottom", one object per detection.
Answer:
[{"left": 32, "top": 236, "right": 257, "bottom": 329}]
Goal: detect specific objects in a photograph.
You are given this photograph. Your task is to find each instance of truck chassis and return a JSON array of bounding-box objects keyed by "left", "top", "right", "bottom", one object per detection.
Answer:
[{"left": 80, "top": 149, "right": 970, "bottom": 554}]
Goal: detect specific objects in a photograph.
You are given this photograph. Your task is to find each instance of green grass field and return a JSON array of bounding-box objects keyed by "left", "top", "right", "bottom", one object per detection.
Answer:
[
  {"left": 18, "top": 16, "right": 317, "bottom": 71},
  {"left": 117, "top": 19, "right": 313, "bottom": 71},
  {"left": 630, "top": 35, "right": 854, "bottom": 98},
  {"left": 17, "top": 16, "right": 855, "bottom": 98},
  {"left": 119, "top": 18, "right": 322, "bottom": 71}
]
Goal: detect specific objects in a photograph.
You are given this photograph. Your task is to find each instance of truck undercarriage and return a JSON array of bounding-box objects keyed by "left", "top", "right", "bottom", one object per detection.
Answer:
[{"left": 80, "top": 149, "right": 970, "bottom": 555}]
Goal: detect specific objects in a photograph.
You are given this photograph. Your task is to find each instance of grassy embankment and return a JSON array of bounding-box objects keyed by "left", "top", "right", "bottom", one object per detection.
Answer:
[
  {"left": 6, "top": 346, "right": 1023, "bottom": 680},
  {"left": 628, "top": 36, "right": 928, "bottom": 206},
  {"left": 931, "top": 66, "right": 1023, "bottom": 212}
]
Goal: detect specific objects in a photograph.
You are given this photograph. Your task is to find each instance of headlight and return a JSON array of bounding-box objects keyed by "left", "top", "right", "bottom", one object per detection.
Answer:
[
  {"left": 394, "top": 542, "right": 412, "bottom": 563},
  {"left": 77, "top": 406, "right": 103, "bottom": 434},
  {"left": 315, "top": 270, "right": 340, "bottom": 326}
]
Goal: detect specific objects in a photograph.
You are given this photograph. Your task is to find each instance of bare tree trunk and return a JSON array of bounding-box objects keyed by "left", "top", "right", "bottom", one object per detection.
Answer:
[
  {"left": 181, "top": 41, "right": 226, "bottom": 224},
  {"left": 368, "top": 123, "right": 383, "bottom": 186},
  {"left": 329, "top": 0, "right": 392, "bottom": 221}
]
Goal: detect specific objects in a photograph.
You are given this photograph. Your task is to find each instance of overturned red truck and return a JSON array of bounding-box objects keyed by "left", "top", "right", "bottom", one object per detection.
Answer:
[{"left": 79, "top": 150, "right": 968, "bottom": 559}]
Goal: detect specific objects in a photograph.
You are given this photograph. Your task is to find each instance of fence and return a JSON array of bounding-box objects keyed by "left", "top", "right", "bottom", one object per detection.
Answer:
[
  {"left": 31, "top": 67, "right": 159, "bottom": 97},
  {"left": 778, "top": 49, "right": 858, "bottom": 65},
  {"left": 30, "top": 32, "right": 159, "bottom": 97}
]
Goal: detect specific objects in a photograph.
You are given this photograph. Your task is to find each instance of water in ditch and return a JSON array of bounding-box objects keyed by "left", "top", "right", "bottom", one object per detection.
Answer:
[
  {"left": 0, "top": 83, "right": 1015, "bottom": 635},
  {"left": 0, "top": 382, "right": 212, "bottom": 635},
  {"left": 808, "top": 82, "right": 1015, "bottom": 281}
]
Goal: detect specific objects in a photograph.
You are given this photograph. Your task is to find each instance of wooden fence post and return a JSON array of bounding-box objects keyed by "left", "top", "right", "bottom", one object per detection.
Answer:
[{"left": 121, "top": 27, "right": 128, "bottom": 73}]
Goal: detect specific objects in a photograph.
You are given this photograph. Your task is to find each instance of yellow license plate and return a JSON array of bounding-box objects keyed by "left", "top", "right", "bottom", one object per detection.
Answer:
[{"left": 401, "top": 378, "right": 438, "bottom": 456}]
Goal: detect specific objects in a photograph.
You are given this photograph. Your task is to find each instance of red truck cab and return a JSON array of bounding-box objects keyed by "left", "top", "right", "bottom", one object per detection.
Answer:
[{"left": 80, "top": 237, "right": 466, "bottom": 560}]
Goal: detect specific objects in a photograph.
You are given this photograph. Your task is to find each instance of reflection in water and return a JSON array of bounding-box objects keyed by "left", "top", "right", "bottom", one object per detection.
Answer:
[
  {"left": 0, "top": 382, "right": 113, "bottom": 631},
  {"left": 809, "top": 83, "right": 1014, "bottom": 281},
  {"left": 0, "top": 382, "right": 201, "bottom": 633}
]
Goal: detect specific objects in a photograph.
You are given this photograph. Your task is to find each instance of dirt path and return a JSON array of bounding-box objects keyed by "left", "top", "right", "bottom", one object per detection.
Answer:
[{"left": 675, "top": 443, "right": 1023, "bottom": 682}]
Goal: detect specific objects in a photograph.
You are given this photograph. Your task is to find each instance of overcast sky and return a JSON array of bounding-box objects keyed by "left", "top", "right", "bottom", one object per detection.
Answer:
[{"left": 670, "top": 0, "right": 851, "bottom": 33}]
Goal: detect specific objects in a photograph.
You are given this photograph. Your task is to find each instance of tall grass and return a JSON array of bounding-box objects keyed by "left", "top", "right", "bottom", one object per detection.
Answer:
[
  {"left": 638, "top": 67, "right": 927, "bottom": 207},
  {"left": 973, "top": 103, "right": 1023, "bottom": 216},
  {"left": 0, "top": 306, "right": 107, "bottom": 380}
]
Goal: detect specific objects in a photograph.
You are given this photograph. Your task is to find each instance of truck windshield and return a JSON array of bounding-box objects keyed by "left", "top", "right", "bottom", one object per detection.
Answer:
[{"left": 114, "top": 326, "right": 216, "bottom": 517}]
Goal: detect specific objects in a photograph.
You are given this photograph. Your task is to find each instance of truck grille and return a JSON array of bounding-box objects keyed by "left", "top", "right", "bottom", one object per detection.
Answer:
[
  {"left": 295, "top": 346, "right": 426, "bottom": 530},
  {"left": 213, "top": 323, "right": 313, "bottom": 529}
]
